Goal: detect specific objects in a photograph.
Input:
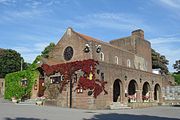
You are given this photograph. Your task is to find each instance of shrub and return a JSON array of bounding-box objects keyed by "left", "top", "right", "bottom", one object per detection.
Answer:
[{"left": 4, "top": 69, "right": 39, "bottom": 100}]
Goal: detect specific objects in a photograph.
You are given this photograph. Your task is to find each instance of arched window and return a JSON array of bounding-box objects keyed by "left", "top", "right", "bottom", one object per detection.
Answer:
[
  {"left": 115, "top": 56, "right": 118, "bottom": 64},
  {"left": 127, "top": 59, "right": 131, "bottom": 67},
  {"left": 100, "top": 52, "right": 104, "bottom": 61}
]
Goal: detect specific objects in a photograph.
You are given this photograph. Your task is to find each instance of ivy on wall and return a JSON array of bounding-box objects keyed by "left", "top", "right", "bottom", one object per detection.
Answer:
[
  {"left": 41, "top": 59, "right": 108, "bottom": 98},
  {"left": 4, "top": 69, "right": 39, "bottom": 100}
]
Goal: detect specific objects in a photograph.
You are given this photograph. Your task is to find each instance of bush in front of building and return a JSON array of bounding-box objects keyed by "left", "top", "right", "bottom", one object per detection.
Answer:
[{"left": 4, "top": 69, "right": 38, "bottom": 100}]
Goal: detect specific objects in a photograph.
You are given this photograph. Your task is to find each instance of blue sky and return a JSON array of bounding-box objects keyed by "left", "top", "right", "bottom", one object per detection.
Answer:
[{"left": 0, "top": 0, "right": 180, "bottom": 72}]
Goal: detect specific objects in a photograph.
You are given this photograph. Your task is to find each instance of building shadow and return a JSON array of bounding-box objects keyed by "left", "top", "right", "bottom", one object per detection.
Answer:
[
  {"left": 4, "top": 118, "right": 47, "bottom": 120},
  {"left": 83, "top": 113, "right": 180, "bottom": 120},
  {"left": 173, "top": 105, "right": 180, "bottom": 107}
]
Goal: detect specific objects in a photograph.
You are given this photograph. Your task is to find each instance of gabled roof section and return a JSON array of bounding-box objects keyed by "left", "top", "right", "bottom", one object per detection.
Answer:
[
  {"left": 75, "top": 32, "right": 97, "bottom": 42},
  {"left": 72, "top": 28, "right": 134, "bottom": 54}
]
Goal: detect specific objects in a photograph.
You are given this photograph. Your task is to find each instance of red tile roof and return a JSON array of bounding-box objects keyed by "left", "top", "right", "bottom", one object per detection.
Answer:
[{"left": 73, "top": 30, "right": 134, "bottom": 54}]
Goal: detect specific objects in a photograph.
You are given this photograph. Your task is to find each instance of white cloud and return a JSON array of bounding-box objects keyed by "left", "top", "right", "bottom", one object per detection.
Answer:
[
  {"left": 153, "top": 47, "right": 180, "bottom": 72},
  {"left": 68, "top": 12, "right": 151, "bottom": 32},
  {"left": 12, "top": 42, "right": 50, "bottom": 63},
  {"left": 150, "top": 37, "right": 180, "bottom": 44},
  {"left": 0, "top": 0, "right": 16, "bottom": 5},
  {"left": 34, "top": 42, "right": 49, "bottom": 51},
  {"left": 23, "top": 53, "right": 40, "bottom": 63},
  {"left": 12, "top": 46, "right": 33, "bottom": 53},
  {"left": 150, "top": 35, "right": 180, "bottom": 72},
  {"left": 159, "top": 0, "right": 180, "bottom": 9},
  {"left": 4, "top": 9, "right": 46, "bottom": 19}
]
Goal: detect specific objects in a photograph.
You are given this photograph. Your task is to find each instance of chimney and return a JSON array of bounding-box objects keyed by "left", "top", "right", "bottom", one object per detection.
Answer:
[{"left": 132, "top": 29, "right": 144, "bottom": 39}]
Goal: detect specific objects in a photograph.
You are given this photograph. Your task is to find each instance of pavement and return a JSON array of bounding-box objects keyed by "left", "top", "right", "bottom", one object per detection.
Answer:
[{"left": 0, "top": 98, "right": 180, "bottom": 120}]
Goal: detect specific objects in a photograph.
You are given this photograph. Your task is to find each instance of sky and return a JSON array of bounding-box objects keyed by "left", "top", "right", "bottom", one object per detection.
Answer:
[{"left": 0, "top": 0, "right": 180, "bottom": 72}]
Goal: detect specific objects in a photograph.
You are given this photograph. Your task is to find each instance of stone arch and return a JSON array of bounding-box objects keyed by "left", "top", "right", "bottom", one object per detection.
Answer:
[
  {"left": 113, "top": 79, "right": 123, "bottom": 102},
  {"left": 154, "top": 84, "right": 161, "bottom": 102},
  {"left": 128, "top": 80, "right": 138, "bottom": 102},
  {"left": 142, "top": 82, "right": 151, "bottom": 102}
]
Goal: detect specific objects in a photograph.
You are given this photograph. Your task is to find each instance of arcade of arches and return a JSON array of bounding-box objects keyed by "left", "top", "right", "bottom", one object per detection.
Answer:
[{"left": 113, "top": 79, "right": 161, "bottom": 103}]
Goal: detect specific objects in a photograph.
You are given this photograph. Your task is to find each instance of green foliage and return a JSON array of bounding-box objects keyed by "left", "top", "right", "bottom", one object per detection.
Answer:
[
  {"left": 151, "top": 49, "right": 169, "bottom": 74},
  {"left": 173, "top": 60, "right": 180, "bottom": 73},
  {"left": 0, "top": 49, "right": 23, "bottom": 78},
  {"left": 28, "top": 55, "right": 42, "bottom": 70},
  {"left": 4, "top": 69, "right": 39, "bottom": 99},
  {"left": 172, "top": 73, "right": 180, "bottom": 85},
  {"left": 4, "top": 42, "right": 55, "bottom": 100},
  {"left": 41, "top": 42, "right": 55, "bottom": 58}
]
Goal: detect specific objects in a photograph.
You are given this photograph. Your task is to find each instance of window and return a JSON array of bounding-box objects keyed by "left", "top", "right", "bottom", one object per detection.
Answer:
[
  {"left": 101, "top": 73, "right": 104, "bottom": 81},
  {"left": 50, "top": 75, "right": 63, "bottom": 84},
  {"left": 100, "top": 52, "right": 104, "bottom": 61},
  {"left": 63, "top": 46, "right": 73, "bottom": 61},
  {"left": 115, "top": 56, "right": 118, "bottom": 64},
  {"left": 21, "top": 79, "right": 28, "bottom": 87},
  {"left": 127, "top": 59, "right": 131, "bottom": 67}
]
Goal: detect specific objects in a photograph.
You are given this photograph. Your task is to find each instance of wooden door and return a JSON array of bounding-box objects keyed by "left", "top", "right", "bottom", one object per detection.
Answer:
[{"left": 38, "top": 78, "right": 45, "bottom": 97}]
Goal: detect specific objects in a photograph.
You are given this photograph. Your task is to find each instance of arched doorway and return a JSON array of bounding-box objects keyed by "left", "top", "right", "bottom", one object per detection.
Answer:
[
  {"left": 113, "top": 79, "right": 123, "bottom": 102},
  {"left": 142, "top": 82, "right": 150, "bottom": 102},
  {"left": 128, "top": 80, "right": 138, "bottom": 102},
  {"left": 154, "top": 84, "right": 161, "bottom": 102}
]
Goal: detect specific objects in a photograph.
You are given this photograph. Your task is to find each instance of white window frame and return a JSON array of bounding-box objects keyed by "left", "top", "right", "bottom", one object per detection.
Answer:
[
  {"left": 127, "top": 59, "right": 131, "bottom": 67},
  {"left": 115, "top": 56, "right": 118, "bottom": 64},
  {"left": 100, "top": 52, "right": 104, "bottom": 61}
]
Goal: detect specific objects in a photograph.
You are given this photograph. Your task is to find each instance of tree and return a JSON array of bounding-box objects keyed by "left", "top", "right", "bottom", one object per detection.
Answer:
[
  {"left": 173, "top": 60, "right": 180, "bottom": 73},
  {"left": 41, "top": 42, "right": 55, "bottom": 58},
  {"left": 173, "top": 60, "right": 180, "bottom": 85},
  {"left": 0, "top": 49, "right": 28, "bottom": 78},
  {"left": 151, "top": 49, "right": 169, "bottom": 74}
]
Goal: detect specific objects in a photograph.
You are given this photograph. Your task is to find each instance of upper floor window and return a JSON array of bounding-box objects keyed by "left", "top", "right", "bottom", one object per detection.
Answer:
[
  {"left": 21, "top": 79, "right": 28, "bottom": 87},
  {"left": 127, "top": 59, "right": 131, "bottom": 67},
  {"left": 115, "top": 56, "right": 118, "bottom": 64},
  {"left": 101, "top": 73, "right": 104, "bottom": 81},
  {"left": 100, "top": 52, "right": 104, "bottom": 61}
]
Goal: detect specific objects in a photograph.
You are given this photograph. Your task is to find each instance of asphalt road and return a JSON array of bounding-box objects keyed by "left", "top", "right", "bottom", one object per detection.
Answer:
[{"left": 0, "top": 99, "right": 180, "bottom": 120}]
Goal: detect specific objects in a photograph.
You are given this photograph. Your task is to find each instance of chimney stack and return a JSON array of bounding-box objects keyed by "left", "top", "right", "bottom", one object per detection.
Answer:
[{"left": 132, "top": 29, "right": 144, "bottom": 39}]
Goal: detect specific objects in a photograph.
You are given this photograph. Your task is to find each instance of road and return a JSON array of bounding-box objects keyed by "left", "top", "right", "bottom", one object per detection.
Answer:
[{"left": 0, "top": 99, "right": 180, "bottom": 120}]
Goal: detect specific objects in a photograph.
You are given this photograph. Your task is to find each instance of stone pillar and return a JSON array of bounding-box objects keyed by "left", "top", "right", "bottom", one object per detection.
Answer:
[
  {"left": 136, "top": 89, "right": 142, "bottom": 102},
  {"left": 149, "top": 90, "right": 153, "bottom": 102},
  {"left": 124, "top": 89, "right": 128, "bottom": 104}
]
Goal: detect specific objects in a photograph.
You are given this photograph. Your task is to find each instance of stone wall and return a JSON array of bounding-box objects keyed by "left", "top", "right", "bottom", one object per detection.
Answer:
[{"left": 0, "top": 78, "right": 5, "bottom": 97}]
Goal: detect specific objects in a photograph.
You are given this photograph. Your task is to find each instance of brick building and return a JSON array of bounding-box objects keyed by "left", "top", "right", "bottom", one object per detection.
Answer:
[{"left": 38, "top": 28, "right": 174, "bottom": 109}]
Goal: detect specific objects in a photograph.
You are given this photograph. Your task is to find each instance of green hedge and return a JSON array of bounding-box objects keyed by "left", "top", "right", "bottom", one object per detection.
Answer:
[{"left": 4, "top": 69, "right": 39, "bottom": 100}]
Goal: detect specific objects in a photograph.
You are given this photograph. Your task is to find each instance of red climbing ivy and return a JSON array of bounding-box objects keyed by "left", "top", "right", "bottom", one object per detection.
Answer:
[{"left": 41, "top": 59, "right": 108, "bottom": 98}]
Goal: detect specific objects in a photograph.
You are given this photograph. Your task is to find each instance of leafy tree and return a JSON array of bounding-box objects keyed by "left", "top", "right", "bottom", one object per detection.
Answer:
[
  {"left": 172, "top": 60, "right": 180, "bottom": 85},
  {"left": 151, "top": 49, "right": 169, "bottom": 74},
  {"left": 0, "top": 49, "right": 24, "bottom": 78},
  {"left": 173, "top": 60, "right": 180, "bottom": 73},
  {"left": 172, "top": 74, "right": 180, "bottom": 85},
  {"left": 41, "top": 42, "right": 55, "bottom": 58}
]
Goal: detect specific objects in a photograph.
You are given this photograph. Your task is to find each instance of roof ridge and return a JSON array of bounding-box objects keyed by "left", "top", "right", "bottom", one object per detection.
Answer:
[{"left": 72, "top": 29, "right": 135, "bottom": 55}]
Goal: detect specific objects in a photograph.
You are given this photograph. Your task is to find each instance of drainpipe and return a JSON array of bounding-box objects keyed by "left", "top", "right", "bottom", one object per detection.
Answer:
[{"left": 70, "top": 78, "right": 72, "bottom": 108}]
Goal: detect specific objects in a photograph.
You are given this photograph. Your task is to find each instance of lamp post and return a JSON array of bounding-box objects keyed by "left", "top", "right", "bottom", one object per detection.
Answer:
[
  {"left": 70, "top": 77, "right": 72, "bottom": 108},
  {"left": 21, "top": 59, "right": 23, "bottom": 71}
]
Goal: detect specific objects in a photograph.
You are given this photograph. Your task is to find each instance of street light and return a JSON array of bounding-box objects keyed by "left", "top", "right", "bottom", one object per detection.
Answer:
[{"left": 21, "top": 59, "right": 23, "bottom": 71}]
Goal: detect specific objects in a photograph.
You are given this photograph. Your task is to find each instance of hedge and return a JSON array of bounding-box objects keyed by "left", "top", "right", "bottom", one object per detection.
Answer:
[{"left": 4, "top": 69, "right": 39, "bottom": 100}]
